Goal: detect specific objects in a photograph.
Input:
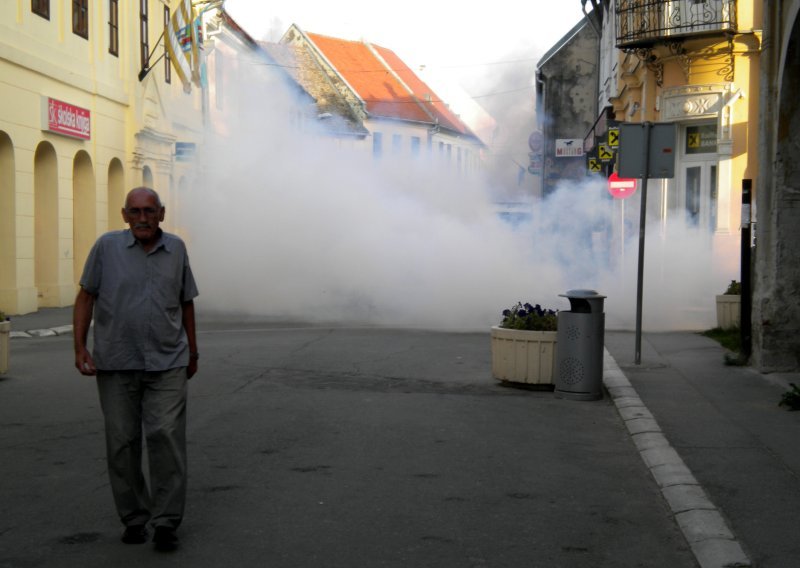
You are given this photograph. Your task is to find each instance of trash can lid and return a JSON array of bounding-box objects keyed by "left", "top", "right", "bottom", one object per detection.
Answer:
[{"left": 559, "top": 289, "right": 607, "bottom": 299}]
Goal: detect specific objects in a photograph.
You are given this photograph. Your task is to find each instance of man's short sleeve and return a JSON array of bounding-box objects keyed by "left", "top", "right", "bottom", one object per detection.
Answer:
[
  {"left": 181, "top": 251, "right": 199, "bottom": 303},
  {"left": 79, "top": 238, "right": 104, "bottom": 296}
]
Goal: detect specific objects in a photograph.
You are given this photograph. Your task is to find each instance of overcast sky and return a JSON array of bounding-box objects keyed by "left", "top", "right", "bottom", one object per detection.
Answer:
[{"left": 221, "top": 1, "right": 588, "bottom": 96}]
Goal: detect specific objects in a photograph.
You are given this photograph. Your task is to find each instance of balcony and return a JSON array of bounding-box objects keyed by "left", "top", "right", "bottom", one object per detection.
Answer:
[{"left": 616, "top": 0, "right": 737, "bottom": 48}]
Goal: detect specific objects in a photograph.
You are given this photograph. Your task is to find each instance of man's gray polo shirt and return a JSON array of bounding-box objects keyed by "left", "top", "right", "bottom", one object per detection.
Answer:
[{"left": 80, "top": 229, "right": 199, "bottom": 372}]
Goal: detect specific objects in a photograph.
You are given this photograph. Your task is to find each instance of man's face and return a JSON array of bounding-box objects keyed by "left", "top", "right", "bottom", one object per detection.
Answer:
[{"left": 122, "top": 190, "right": 165, "bottom": 245}]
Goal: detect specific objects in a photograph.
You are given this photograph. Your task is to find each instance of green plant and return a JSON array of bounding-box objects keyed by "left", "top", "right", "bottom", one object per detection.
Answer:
[
  {"left": 500, "top": 302, "right": 558, "bottom": 331},
  {"left": 0, "top": 310, "right": 6, "bottom": 321},
  {"left": 779, "top": 383, "right": 800, "bottom": 411},
  {"left": 701, "top": 327, "right": 741, "bottom": 352},
  {"left": 723, "top": 280, "right": 741, "bottom": 295}
]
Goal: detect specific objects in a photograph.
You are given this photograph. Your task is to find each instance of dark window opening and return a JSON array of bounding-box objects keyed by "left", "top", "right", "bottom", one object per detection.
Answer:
[
  {"left": 108, "top": 0, "right": 119, "bottom": 56},
  {"left": 32, "top": 0, "right": 49, "bottom": 20},
  {"left": 73, "top": 0, "right": 88, "bottom": 39},
  {"left": 164, "top": 6, "right": 171, "bottom": 83},
  {"left": 140, "top": 0, "right": 149, "bottom": 72}
]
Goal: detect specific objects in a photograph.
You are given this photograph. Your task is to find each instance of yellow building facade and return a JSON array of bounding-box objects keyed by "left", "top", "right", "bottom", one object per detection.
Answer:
[
  {"left": 0, "top": 0, "right": 204, "bottom": 315},
  {"left": 605, "top": 0, "right": 760, "bottom": 275}
]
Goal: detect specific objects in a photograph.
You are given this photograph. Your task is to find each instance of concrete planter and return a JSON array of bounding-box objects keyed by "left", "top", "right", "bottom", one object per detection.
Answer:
[
  {"left": 715, "top": 294, "right": 741, "bottom": 329},
  {"left": 0, "top": 320, "right": 9, "bottom": 374},
  {"left": 490, "top": 326, "right": 557, "bottom": 384}
]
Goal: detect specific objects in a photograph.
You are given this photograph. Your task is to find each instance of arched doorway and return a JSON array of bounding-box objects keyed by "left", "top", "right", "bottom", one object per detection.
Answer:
[
  {"left": 107, "top": 158, "right": 125, "bottom": 230},
  {"left": 73, "top": 150, "right": 96, "bottom": 286},
  {"left": 0, "top": 132, "right": 15, "bottom": 308},
  {"left": 143, "top": 165, "right": 154, "bottom": 187},
  {"left": 34, "top": 142, "right": 59, "bottom": 307}
]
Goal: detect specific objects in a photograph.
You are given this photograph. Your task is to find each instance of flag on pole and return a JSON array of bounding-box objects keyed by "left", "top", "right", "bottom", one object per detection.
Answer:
[{"left": 165, "top": 0, "right": 200, "bottom": 92}]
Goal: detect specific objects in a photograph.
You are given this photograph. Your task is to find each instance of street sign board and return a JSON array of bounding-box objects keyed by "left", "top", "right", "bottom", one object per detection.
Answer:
[
  {"left": 618, "top": 122, "right": 676, "bottom": 179},
  {"left": 598, "top": 144, "right": 613, "bottom": 161},
  {"left": 528, "top": 131, "right": 544, "bottom": 152},
  {"left": 608, "top": 127, "right": 619, "bottom": 147},
  {"left": 555, "top": 139, "right": 583, "bottom": 157},
  {"left": 608, "top": 172, "right": 637, "bottom": 199}
]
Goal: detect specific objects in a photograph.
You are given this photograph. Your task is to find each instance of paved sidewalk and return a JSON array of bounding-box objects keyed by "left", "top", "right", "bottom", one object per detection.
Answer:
[{"left": 604, "top": 330, "right": 800, "bottom": 568}]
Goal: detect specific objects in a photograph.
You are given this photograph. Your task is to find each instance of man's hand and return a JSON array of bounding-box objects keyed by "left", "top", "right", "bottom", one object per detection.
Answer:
[
  {"left": 73, "top": 288, "right": 96, "bottom": 376},
  {"left": 187, "top": 359, "right": 198, "bottom": 379},
  {"left": 75, "top": 348, "right": 97, "bottom": 376}
]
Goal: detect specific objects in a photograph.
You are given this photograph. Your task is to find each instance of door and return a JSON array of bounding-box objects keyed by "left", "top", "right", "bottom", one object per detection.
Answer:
[
  {"left": 678, "top": 122, "right": 719, "bottom": 231},
  {"left": 680, "top": 160, "right": 718, "bottom": 230}
]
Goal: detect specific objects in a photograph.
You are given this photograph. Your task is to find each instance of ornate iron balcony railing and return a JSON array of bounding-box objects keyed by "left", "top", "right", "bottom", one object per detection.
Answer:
[{"left": 616, "top": 0, "right": 737, "bottom": 48}]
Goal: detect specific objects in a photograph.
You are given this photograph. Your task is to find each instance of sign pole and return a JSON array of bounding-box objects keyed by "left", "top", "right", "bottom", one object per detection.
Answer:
[{"left": 634, "top": 123, "right": 652, "bottom": 365}]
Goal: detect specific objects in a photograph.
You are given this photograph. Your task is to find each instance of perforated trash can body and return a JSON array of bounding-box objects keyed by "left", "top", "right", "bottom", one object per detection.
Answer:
[{"left": 554, "top": 290, "right": 605, "bottom": 401}]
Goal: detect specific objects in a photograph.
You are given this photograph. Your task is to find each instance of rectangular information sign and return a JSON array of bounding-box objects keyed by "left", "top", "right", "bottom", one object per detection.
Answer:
[
  {"left": 41, "top": 97, "right": 91, "bottom": 140},
  {"left": 618, "top": 122, "right": 676, "bottom": 179}
]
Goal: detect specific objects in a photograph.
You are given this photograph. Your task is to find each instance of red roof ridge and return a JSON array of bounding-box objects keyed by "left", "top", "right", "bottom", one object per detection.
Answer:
[{"left": 294, "top": 26, "right": 479, "bottom": 141}]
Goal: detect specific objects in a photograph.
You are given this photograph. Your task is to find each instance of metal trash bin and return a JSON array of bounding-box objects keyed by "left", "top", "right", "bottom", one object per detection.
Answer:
[{"left": 554, "top": 289, "right": 606, "bottom": 401}]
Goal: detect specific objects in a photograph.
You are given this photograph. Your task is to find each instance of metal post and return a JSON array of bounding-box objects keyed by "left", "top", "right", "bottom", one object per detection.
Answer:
[
  {"left": 741, "top": 180, "right": 752, "bottom": 358},
  {"left": 634, "top": 123, "right": 652, "bottom": 365}
]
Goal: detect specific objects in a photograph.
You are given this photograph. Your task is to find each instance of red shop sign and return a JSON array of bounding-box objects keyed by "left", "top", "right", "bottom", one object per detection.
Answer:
[{"left": 42, "top": 97, "right": 91, "bottom": 140}]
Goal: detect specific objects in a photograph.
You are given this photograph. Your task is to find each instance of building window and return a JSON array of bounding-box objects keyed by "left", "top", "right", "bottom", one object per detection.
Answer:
[
  {"left": 373, "top": 132, "right": 383, "bottom": 159},
  {"left": 411, "top": 136, "right": 421, "bottom": 158},
  {"left": 32, "top": 0, "right": 49, "bottom": 19},
  {"left": 163, "top": 6, "right": 171, "bottom": 83},
  {"left": 73, "top": 0, "right": 88, "bottom": 38},
  {"left": 140, "top": 0, "right": 149, "bottom": 72},
  {"left": 108, "top": 0, "right": 118, "bottom": 56}
]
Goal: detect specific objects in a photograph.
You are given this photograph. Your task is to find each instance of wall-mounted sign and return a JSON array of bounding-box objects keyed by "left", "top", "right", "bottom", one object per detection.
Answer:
[
  {"left": 685, "top": 124, "right": 717, "bottom": 154},
  {"left": 555, "top": 139, "right": 583, "bottom": 158},
  {"left": 41, "top": 97, "right": 90, "bottom": 140},
  {"left": 175, "top": 142, "right": 196, "bottom": 161},
  {"left": 528, "top": 131, "right": 543, "bottom": 153},
  {"left": 608, "top": 127, "right": 619, "bottom": 147}
]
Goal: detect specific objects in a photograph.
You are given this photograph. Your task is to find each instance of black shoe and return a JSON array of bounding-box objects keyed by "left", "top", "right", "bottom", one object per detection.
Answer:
[
  {"left": 121, "top": 524, "right": 148, "bottom": 544},
  {"left": 152, "top": 526, "right": 179, "bottom": 551}
]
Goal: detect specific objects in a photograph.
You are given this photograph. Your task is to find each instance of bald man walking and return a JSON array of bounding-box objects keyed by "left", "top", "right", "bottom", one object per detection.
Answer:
[{"left": 73, "top": 187, "right": 198, "bottom": 551}]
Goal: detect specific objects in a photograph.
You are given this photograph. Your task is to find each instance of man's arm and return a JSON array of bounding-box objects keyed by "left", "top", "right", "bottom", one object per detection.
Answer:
[
  {"left": 73, "top": 288, "right": 97, "bottom": 376},
  {"left": 182, "top": 299, "right": 198, "bottom": 379}
]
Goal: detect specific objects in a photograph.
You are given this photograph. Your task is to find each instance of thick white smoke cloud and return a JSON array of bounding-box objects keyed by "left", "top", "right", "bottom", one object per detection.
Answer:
[{"left": 183, "top": 51, "right": 737, "bottom": 332}]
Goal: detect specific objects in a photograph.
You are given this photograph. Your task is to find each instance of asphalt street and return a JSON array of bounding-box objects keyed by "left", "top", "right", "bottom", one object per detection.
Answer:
[{"left": 1, "top": 320, "right": 697, "bottom": 568}]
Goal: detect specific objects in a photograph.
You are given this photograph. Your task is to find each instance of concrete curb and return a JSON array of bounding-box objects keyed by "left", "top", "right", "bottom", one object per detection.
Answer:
[
  {"left": 603, "top": 349, "right": 752, "bottom": 568},
  {"left": 11, "top": 325, "right": 73, "bottom": 339}
]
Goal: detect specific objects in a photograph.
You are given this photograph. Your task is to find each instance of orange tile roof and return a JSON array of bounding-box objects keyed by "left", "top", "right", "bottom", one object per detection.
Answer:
[
  {"left": 306, "top": 32, "right": 474, "bottom": 138},
  {"left": 372, "top": 45, "right": 470, "bottom": 136}
]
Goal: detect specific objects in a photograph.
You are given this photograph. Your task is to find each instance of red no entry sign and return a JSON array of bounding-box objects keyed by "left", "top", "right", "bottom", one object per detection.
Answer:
[{"left": 608, "top": 172, "right": 637, "bottom": 199}]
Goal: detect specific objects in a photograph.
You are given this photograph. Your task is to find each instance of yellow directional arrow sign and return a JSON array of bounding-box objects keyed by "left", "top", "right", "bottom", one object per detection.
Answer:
[
  {"left": 588, "top": 158, "right": 601, "bottom": 173},
  {"left": 598, "top": 144, "right": 613, "bottom": 161}
]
